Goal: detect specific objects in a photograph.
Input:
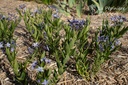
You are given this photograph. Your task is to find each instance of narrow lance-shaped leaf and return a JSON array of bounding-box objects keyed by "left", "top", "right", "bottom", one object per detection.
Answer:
[
  {"left": 63, "top": 54, "right": 70, "bottom": 66},
  {"left": 41, "top": 51, "right": 45, "bottom": 59},
  {"left": 13, "top": 59, "right": 19, "bottom": 76},
  {"left": 92, "top": 0, "right": 100, "bottom": 11},
  {"left": 65, "top": 42, "right": 70, "bottom": 55},
  {"left": 68, "top": 0, "right": 75, "bottom": 7},
  {"left": 6, "top": 48, "right": 13, "bottom": 62},
  {"left": 76, "top": 1, "right": 82, "bottom": 17},
  {"left": 18, "top": 71, "right": 26, "bottom": 81},
  {"left": 55, "top": 51, "right": 62, "bottom": 68},
  {"left": 69, "top": 32, "right": 76, "bottom": 49},
  {"left": 0, "top": 21, "right": 4, "bottom": 30},
  {"left": 118, "top": 27, "right": 128, "bottom": 38}
]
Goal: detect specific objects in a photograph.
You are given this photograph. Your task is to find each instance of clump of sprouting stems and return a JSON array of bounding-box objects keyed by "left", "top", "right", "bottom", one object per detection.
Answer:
[
  {"left": 0, "top": 13, "right": 20, "bottom": 42},
  {"left": 92, "top": 17, "right": 128, "bottom": 74},
  {"left": 0, "top": 13, "right": 29, "bottom": 84},
  {"left": 1, "top": 4, "right": 128, "bottom": 85}
]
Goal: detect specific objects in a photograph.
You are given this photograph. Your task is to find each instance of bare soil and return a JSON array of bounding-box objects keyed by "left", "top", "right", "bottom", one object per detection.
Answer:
[{"left": 0, "top": 0, "right": 128, "bottom": 85}]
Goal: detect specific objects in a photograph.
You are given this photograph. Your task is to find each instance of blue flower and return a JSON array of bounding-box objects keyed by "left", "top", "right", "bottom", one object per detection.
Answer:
[
  {"left": 46, "top": 45, "right": 49, "bottom": 51},
  {"left": 32, "top": 42, "right": 39, "bottom": 48},
  {"left": 28, "top": 47, "right": 34, "bottom": 54},
  {"left": 52, "top": 13, "right": 59, "bottom": 18},
  {"left": 19, "top": 4, "right": 26, "bottom": 9},
  {"left": 36, "top": 67, "right": 44, "bottom": 72},
  {"left": 33, "top": 8, "right": 42, "bottom": 14},
  {"left": 11, "top": 47, "right": 15, "bottom": 52},
  {"left": 6, "top": 42, "right": 11, "bottom": 47},
  {"left": 0, "top": 42, "right": 4, "bottom": 48},
  {"left": 99, "top": 44, "right": 104, "bottom": 52},
  {"left": 37, "top": 80, "right": 41, "bottom": 83},
  {"left": 31, "top": 61, "right": 37, "bottom": 70},
  {"left": 42, "top": 79, "right": 48, "bottom": 85},
  {"left": 98, "top": 35, "right": 105, "bottom": 42},
  {"left": 43, "top": 45, "right": 50, "bottom": 51},
  {"left": 80, "top": 20, "right": 85, "bottom": 27},
  {"left": 119, "top": 19, "right": 123, "bottom": 22},
  {"left": 110, "top": 16, "right": 117, "bottom": 22},
  {"left": 98, "top": 35, "right": 108, "bottom": 42},
  {"left": 115, "top": 39, "right": 121, "bottom": 46},
  {"left": 110, "top": 45, "right": 115, "bottom": 50},
  {"left": 37, "top": 79, "right": 49, "bottom": 85},
  {"left": 7, "top": 13, "right": 17, "bottom": 21},
  {"left": 41, "top": 57, "right": 51, "bottom": 64},
  {"left": 11, "top": 40, "right": 16, "bottom": 45}
]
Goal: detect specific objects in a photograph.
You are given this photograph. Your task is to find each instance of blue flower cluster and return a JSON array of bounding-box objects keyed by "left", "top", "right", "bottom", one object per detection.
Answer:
[
  {"left": 31, "top": 61, "right": 44, "bottom": 72},
  {"left": 0, "top": 40, "right": 16, "bottom": 52},
  {"left": 98, "top": 35, "right": 108, "bottom": 42},
  {"left": 31, "top": 57, "right": 51, "bottom": 71},
  {"left": 0, "top": 13, "right": 17, "bottom": 21},
  {"left": 19, "top": 5, "right": 42, "bottom": 16},
  {"left": 41, "top": 57, "right": 51, "bottom": 64},
  {"left": 19, "top": 4, "right": 26, "bottom": 10},
  {"left": 31, "top": 61, "right": 37, "bottom": 70},
  {"left": 68, "top": 18, "right": 86, "bottom": 30},
  {"left": 31, "top": 57, "right": 50, "bottom": 85},
  {"left": 27, "top": 42, "right": 39, "bottom": 54},
  {"left": 97, "top": 35, "right": 121, "bottom": 52},
  {"left": 110, "top": 15, "right": 127, "bottom": 23},
  {"left": 97, "top": 35, "right": 109, "bottom": 52}
]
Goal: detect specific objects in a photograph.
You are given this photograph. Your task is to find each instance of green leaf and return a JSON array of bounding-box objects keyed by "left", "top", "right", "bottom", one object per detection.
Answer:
[
  {"left": 118, "top": 27, "right": 128, "bottom": 38},
  {"left": 13, "top": 59, "right": 19, "bottom": 76},
  {"left": 18, "top": 72, "right": 26, "bottom": 81},
  {"left": 58, "top": 67, "right": 64, "bottom": 75},
  {"left": 92, "top": 0, "right": 100, "bottom": 11},
  {"left": 0, "top": 21, "right": 4, "bottom": 30},
  {"left": 41, "top": 51, "right": 45, "bottom": 59},
  {"left": 92, "top": 0, "right": 103, "bottom": 14},
  {"left": 68, "top": 0, "right": 75, "bottom": 7},
  {"left": 65, "top": 42, "right": 70, "bottom": 55},
  {"left": 63, "top": 55, "right": 70, "bottom": 65},
  {"left": 76, "top": 2, "right": 82, "bottom": 17},
  {"left": 69, "top": 35, "right": 76, "bottom": 49},
  {"left": 12, "top": 50, "right": 16, "bottom": 59},
  {"left": 5, "top": 48, "right": 13, "bottom": 62},
  {"left": 55, "top": 51, "right": 62, "bottom": 68}
]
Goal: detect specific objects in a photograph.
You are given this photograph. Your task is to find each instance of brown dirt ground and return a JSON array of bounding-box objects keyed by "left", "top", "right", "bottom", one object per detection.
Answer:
[{"left": 0, "top": 0, "right": 128, "bottom": 85}]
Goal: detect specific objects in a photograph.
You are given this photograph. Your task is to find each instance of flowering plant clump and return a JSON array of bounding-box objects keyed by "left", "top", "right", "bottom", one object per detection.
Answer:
[
  {"left": 0, "top": 13, "right": 21, "bottom": 42},
  {"left": 30, "top": 52, "right": 51, "bottom": 85},
  {"left": 5, "top": 41, "right": 28, "bottom": 84},
  {"left": 17, "top": 6, "right": 128, "bottom": 84},
  {"left": 1, "top": 4, "right": 128, "bottom": 85},
  {"left": 17, "top": 6, "right": 56, "bottom": 84},
  {"left": 17, "top": 6, "right": 44, "bottom": 42},
  {"left": 92, "top": 19, "right": 128, "bottom": 74}
]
